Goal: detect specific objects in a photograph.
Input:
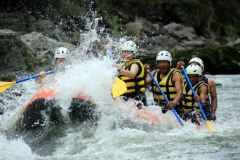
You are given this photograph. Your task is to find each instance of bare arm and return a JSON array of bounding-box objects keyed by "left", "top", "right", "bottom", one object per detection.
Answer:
[
  {"left": 168, "top": 72, "right": 183, "bottom": 108},
  {"left": 119, "top": 64, "right": 139, "bottom": 79},
  {"left": 198, "top": 85, "right": 208, "bottom": 103},
  {"left": 208, "top": 80, "right": 217, "bottom": 113}
]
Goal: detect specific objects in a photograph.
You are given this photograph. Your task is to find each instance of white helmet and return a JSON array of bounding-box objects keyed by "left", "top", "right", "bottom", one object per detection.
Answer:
[
  {"left": 186, "top": 64, "right": 203, "bottom": 76},
  {"left": 54, "top": 47, "right": 69, "bottom": 59},
  {"left": 189, "top": 57, "right": 204, "bottom": 71},
  {"left": 156, "top": 50, "right": 172, "bottom": 65},
  {"left": 120, "top": 40, "right": 138, "bottom": 54}
]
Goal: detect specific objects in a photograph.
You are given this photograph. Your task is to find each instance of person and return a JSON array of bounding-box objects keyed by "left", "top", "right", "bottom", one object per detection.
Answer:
[
  {"left": 189, "top": 57, "right": 217, "bottom": 121},
  {"left": 146, "top": 50, "right": 183, "bottom": 113},
  {"left": 21, "top": 47, "right": 96, "bottom": 130},
  {"left": 176, "top": 60, "right": 185, "bottom": 70},
  {"left": 35, "top": 47, "right": 70, "bottom": 86},
  {"left": 53, "top": 47, "right": 70, "bottom": 71},
  {"left": 180, "top": 64, "right": 210, "bottom": 125},
  {"left": 143, "top": 64, "right": 155, "bottom": 106},
  {"left": 114, "top": 40, "right": 146, "bottom": 106}
]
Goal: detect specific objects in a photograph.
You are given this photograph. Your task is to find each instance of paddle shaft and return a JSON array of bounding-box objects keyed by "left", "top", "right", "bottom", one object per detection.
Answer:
[
  {"left": 16, "top": 70, "right": 54, "bottom": 84},
  {"left": 149, "top": 73, "right": 184, "bottom": 126},
  {"left": 181, "top": 69, "right": 208, "bottom": 120}
]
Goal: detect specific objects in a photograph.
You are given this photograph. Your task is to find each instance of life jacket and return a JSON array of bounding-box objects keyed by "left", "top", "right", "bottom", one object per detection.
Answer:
[
  {"left": 181, "top": 80, "right": 210, "bottom": 114},
  {"left": 23, "top": 88, "right": 56, "bottom": 112},
  {"left": 152, "top": 68, "right": 181, "bottom": 105},
  {"left": 202, "top": 75, "right": 208, "bottom": 84},
  {"left": 119, "top": 59, "right": 146, "bottom": 97},
  {"left": 30, "top": 88, "right": 56, "bottom": 102}
]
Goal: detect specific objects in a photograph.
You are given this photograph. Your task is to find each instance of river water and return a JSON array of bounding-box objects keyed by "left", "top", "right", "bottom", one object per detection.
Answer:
[
  {"left": 0, "top": 56, "right": 239, "bottom": 160},
  {"left": 0, "top": 4, "right": 240, "bottom": 159}
]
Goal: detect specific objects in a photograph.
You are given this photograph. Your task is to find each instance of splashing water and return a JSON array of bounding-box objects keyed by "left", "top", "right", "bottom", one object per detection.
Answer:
[
  {"left": 1, "top": 44, "right": 240, "bottom": 159},
  {"left": 0, "top": 135, "right": 35, "bottom": 160},
  {"left": 1, "top": 57, "right": 240, "bottom": 160},
  {"left": 0, "top": 2, "right": 240, "bottom": 159}
]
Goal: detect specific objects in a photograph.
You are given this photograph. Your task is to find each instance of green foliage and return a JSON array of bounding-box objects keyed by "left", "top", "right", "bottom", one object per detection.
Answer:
[
  {"left": 173, "top": 44, "right": 240, "bottom": 74},
  {"left": 140, "top": 44, "right": 240, "bottom": 74},
  {"left": 54, "top": 0, "right": 86, "bottom": 16},
  {"left": 223, "top": 25, "right": 240, "bottom": 40},
  {"left": 97, "top": 0, "right": 240, "bottom": 38}
]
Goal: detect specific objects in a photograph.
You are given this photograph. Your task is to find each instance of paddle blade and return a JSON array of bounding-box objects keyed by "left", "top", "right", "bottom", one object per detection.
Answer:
[
  {"left": 205, "top": 120, "right": 216, "bottom": 132},
  {"left": 0, "top": 81, "right": 16, "bottom": 93},
  {"left": 112, "top": 77, "right": 127, "bottom": 98}
]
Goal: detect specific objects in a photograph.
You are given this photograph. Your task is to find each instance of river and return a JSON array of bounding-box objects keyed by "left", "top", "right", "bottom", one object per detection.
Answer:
[{"left": 0, "top": 56, "right": 239, "bottom": 160}]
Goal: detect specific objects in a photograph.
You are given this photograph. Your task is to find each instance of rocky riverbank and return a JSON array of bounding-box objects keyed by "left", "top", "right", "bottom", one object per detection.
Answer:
[{"left": 0, "top": 0, "right": 240, "bottom": 77}]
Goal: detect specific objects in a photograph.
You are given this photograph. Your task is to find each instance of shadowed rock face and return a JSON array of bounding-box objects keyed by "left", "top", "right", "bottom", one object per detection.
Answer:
[
  {"left": 0, "top": 29, "right": 74, "bottom": 78},
  {"left": 97, "top": 0, "right": 240, "bottom": 37},
  {"left": 0, "top": 0, "right": 240, "bottom": 74},
  {"left": 96, "top": 0, "right": 240, "bottom": 74},
  {"left": 0, "top": 29, "right": 35, "bottom": 74}
]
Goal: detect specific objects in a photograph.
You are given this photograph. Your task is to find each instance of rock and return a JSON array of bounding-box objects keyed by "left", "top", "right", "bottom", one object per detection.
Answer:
[
  {"left": 154, "top": 35, "right": 179, "bottom": 49},
  {"left": 0, "top": 29, "right": 18, "bottom": 38},
  {"left": 227, "top": 38, "right": 240, "bottom": 47},
  {"left": 126, "top": 21, "right": 143, "bottom": 37},
  {"left": 33, "top": 19, "right": 56, "bottom": 36},
  {"left": 20, "top": 32, "right": 75, "bottom": 59},
  {"left": 19, "top": 32, "right": 75, "bottom": 70},
  {"left": 0, "top": 30, "right": 76, "bottom": 78},
  {"left": 126, "top": 18, "right": 160, "bottom": 37},
  {"left": 137, "top": 18, "right": 160, "bottom": 35},
  {"left": 182, "top": 40, "right": 205, "bottom": 48},
  {"left": 0, "top": 31, "right": 36, "bottom": 74},
  {"left": 163, "top": 23, "right": 197, "bottom": 40}
]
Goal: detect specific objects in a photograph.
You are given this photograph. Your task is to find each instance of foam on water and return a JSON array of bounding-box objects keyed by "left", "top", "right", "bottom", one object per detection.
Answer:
[
  {"left": 0, "top": 6, "right": 240, "bottom": 159},
  {"left": 0, "top": 61, "right": 240, "bottom": 160},
  {"left": 54, "top": 56, "right": 116, "bottom": 111},
  {"left": 0, "top": 136, "right": 35, "bottom": 160}
]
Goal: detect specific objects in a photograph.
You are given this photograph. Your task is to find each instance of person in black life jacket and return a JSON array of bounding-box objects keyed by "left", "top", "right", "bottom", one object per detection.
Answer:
[
  {"left": 180, "top": 64, "right": 211, "bottom": 124},
  {"left": 189, "top": 57, "right": 217, "bottom": 121},
  {"left": 114, "top": 40, "right": 146, "bottom": 107},
  {"left": 146, "top": 50, "right": 183, "bottom": 113}
]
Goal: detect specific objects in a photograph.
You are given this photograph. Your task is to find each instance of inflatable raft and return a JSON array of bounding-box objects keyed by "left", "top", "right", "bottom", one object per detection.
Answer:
[{"left": 20, "top": 88, "right": 96, "bottom": 130}]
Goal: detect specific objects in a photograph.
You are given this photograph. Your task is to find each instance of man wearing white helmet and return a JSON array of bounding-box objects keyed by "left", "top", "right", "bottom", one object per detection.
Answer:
[
  {"left": 115, "top": 40, "right": 146, "bottom": 106},
  {"left": 148, "top": 50, "right": 183, "bottom": 113},
  {"left": 180, "top": 64, "right": 210, "bottom": 124},
  {"left": 189, "top": 57, "right": 217, "bottom": 121},
  {"left": 36, "top": 47, "right": 69, "bottom": 85},
  {"left": 54, "top": 47, "right": 69, "bottom": 71}
]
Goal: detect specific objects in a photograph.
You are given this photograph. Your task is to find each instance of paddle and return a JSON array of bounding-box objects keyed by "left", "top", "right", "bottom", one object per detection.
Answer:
[
  {"left": 149, "top": 73, "right": 184, "bottom": 127},
  {"left": 111, "top": 77, "right": 127, "bottom": 98},
  {"left": 181, "top": 68, "right": 216, "bottom": 132},
  {"left": 0, "top": 70, "right": 54, "bottom": 93}
]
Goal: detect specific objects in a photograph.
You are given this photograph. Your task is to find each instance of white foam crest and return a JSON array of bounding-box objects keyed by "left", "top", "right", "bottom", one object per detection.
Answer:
[
  {"left": 0, "top": 136, "right": 34, "bottom": 160},
  {"left": 54, "top": 56, "right": 116, "bottom": 110},
  {"left": 0, "top": 81, "right": 37, "bottom": 131}
]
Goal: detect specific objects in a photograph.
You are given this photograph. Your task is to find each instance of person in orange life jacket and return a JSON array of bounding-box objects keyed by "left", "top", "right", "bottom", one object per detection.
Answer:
[
  {"left": 22, "top": 47, "right": 71, "bottom": 129},
  {"left": 189, "top": 57, "right": 217, "bottom": 121},
  {"left": 114, "top": 40, "right": 147, "bottom": 107},
  {"left": 145, "top": 50, "right": 183, "bottom": 113}
]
